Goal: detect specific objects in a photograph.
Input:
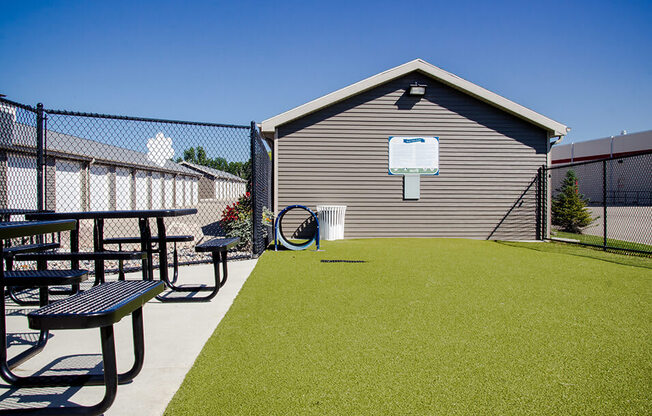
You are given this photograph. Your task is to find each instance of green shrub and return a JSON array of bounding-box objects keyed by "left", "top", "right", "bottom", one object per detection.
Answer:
[
  {"left": 220, "top": 192, "right": 273, "bottom": 251},
  {"left": 551, "top": 169, "right": 596, "bottom": 233}
]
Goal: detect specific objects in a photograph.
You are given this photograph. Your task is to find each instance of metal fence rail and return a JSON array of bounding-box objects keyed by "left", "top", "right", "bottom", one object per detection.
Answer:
[
  {"left": 547, "top": 151, "right": 652, "bottom": 254},
  {"left": 0, "top": 96, "right": 272, "bottom": 271}
]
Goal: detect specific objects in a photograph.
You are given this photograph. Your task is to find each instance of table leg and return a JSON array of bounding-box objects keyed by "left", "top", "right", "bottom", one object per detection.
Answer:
[
  {"left": 70, "top": 220, "right": 80, "bottom": 270},
  {"left": 93, "top": 218, "right": 105, "bottom": 285},
  {"left": 139, "top": 218, "right": 153, "bottom": 280},
  {"left": 220, "top": 249, "right": 228, "bottom": 287},
  {"left": 68, "top": 220, "right": 80, "bottom": 293},
  {"left": 156, "top": 217, "right": 170, "bottom": 285}
]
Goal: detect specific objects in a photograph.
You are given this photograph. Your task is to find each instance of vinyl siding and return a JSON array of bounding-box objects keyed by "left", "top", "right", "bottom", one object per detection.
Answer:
[{"left": 277, "top": 73, "right": 547, "bottom": 239}]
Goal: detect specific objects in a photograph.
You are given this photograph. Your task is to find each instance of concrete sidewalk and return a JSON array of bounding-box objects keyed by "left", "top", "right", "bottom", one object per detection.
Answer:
[{"left": 0, "top": 258, "right": 258, "bottom": 415}]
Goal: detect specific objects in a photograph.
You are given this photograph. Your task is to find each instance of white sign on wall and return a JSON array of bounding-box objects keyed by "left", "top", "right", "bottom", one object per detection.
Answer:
[{"left": 388, "top": 136, "right": 439, "bottom": 175}]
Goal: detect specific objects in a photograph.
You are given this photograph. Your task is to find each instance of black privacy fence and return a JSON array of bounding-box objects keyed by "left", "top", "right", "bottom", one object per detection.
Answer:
[
  {"left": 548, "top": 151, "right": 652, "bottom": 255},
  {"left": 0, "top": 97, "right": 272, "bottom": 273}
]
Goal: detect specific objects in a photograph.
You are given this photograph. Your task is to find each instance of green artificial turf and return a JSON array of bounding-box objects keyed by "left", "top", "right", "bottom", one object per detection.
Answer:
[
  {"left": 502, "top": 240, "right": 651, "bottom": 270},
  {"left": 551, "top": 230, "right": 652, "bottom": 253},
  {"left": 165, "top": 239, "right": 651, "bottom": 415}
]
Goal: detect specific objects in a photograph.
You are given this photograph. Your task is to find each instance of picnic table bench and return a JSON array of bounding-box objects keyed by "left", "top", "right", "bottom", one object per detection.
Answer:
[
  {"left": 103, "top": 234, "right": 193, "bottom": 282},
  {"left": 0, "top": 219, "right": 165, "bottom": 415},
  {"left": 156, "top": 237, "right": 239, "bottom": 303},
  {"left": 3, "top": 269, "right": 89, "bottom": 369},
  {"left": 0, "top": 220, "right": 90, "bottom": 371},
  {"left": 2, "top": 242, "right": 59, "bottom": 256},
  {"left": 3, "top": 242, "right": 61, "bottom": 306},
  {"left": 1, "top": 281, "right": 164, "bottom": 416}
]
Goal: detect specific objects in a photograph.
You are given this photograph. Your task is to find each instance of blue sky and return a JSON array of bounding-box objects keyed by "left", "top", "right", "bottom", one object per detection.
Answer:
[{"left": 1, "top": 0, "right": 650, "bottom": 142}]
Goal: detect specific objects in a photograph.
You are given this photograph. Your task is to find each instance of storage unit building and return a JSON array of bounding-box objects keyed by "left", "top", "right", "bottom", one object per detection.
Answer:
[
  {"left": 0, "top": 111, "right": 202, "bottom": 212},
  {"left": 261, "top": 59, "right": 569, "bottom": 240},
  {"left": 179, "top": 161, "right": 248, "bottom": 201},
  {"left": 551, "top": 130, "right": 652, "bottom": 206}
]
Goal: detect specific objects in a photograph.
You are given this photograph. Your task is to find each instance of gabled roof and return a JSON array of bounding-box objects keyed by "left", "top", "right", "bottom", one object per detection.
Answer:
[
  {"left": 261, "top": 58, "right": 569, "bottom": 137},
  {"left": 179, "top": 161, "right": 247, "bottom": 182}
]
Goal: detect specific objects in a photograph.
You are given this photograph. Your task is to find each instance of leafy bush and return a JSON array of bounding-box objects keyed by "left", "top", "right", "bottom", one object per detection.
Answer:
[
  {"left": 220, "top": 192, "right": 252, "bottom": 251},
  {"left": 220, "top": 192, "right": 273, "bottom": 251},
  {"left": 551, "top": 169, "right": 596, "bottom": 233}
]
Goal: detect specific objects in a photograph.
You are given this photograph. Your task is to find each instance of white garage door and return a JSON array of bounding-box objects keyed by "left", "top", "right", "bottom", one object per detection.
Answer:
[
  {"left": 164, "top": 174, "right": 174, "bottom": 208},
  {"left": 192, "top": 178, "right": 198, "bottom": 205},
  {"left": 175, "top": 176, "right": 184, "bottom": 207},
  {"left": 115, "top": 167, "right": 132, "bottom": 210},
  {"left": 184, "top": 177, "right": 192, "bottom": 206},
  {"left": 134, "top": 171, "right": 148, "bottom": 210},
  {"left": 7, "top": 154, "right": 37, "bottom": 210},
  {"left": 56, "top": 160, "right": 82, "bottom": 212},
  {"left": 89, "top": 165, "right": 109, "bottom": 211},
  {"left": 151, "top": 172, "right": 162, "bottom": 209}
]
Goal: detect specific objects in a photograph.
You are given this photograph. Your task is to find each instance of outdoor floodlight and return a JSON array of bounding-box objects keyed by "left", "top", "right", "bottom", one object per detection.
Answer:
[{"left": 408, "top": 83, "right": 427, "bottom": 96}]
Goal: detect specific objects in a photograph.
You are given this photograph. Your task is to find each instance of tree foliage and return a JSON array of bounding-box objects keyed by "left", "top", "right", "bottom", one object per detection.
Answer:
[
  {"left": 551, "top": 169, "right": 596, "bottom": 233},
  {"left": 177, "top": 146, "right": 251, "bottom": 182}
]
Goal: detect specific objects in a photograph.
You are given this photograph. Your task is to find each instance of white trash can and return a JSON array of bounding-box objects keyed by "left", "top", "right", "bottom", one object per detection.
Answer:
[{"left": 316, "top": 205, "right": 347, "bottom": 240}]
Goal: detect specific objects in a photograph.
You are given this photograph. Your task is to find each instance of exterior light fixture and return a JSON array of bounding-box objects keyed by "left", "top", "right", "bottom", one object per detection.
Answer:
[{"left": 408, "top": 82, "right": 427, "bottom": 96}]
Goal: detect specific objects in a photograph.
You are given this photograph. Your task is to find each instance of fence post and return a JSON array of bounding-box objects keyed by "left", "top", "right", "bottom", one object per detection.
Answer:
[
  {"left": 602, "top": 159, "right": 607, "bottom": 250},
  {"left": 250, "top": 121, "right": 260, "bottom": 258},
  {"left": 541, "top": 166, "right": 548, "bottom": 240},
  {"left": 536, "top": 167, "right": 542, "bottom": 240},
  {"left": 36, "top": 103, "right": 44, "bottom": 211}
]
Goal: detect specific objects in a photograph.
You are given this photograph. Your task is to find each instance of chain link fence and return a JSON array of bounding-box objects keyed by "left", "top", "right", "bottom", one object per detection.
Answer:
[
  {"left": 250, "top": 123, "right": 272, "bottom": 257},
  {"left": 0, "top": 96, "right": 272, "bottom": 273},
  {"left": 0, "top": 99, "right": 41, "bottom": 215},
  {"left": 548, "top": 152, "right": 652, "bottom": 254}
]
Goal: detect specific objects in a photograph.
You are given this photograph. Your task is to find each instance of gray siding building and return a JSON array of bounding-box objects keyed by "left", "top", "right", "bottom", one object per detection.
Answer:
[{"left": 261, "top": 59, "right": 568, "bottom": 240}]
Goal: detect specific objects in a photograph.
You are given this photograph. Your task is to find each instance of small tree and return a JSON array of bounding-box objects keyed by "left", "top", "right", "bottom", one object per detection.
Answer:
[{"left": 551, "top": 169, "right": 595, "bottom": 233}]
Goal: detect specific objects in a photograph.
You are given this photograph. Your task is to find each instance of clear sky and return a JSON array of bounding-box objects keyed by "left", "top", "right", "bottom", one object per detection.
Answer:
[{"left": 1, "top": 0, "right": 650, "bottom": 142}]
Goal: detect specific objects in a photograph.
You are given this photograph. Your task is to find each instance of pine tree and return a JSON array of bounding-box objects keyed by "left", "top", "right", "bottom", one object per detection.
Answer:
[{"left": 551, "top": 169, "right": 595, "bottom": 233}]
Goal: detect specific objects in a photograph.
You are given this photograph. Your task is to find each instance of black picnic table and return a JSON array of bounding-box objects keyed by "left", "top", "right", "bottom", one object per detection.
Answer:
[
  {"left": 0, "top": 219, "right": 164, "bottom": 415},
  {"left": 0, "top": 208, "right": 57, "bottom": 253},
  {"left": 0, "top": 208, "right": 53, "bottom": 222},
  {"left": 0, "top": 219, "right": 89, "bottom": 375},
  {"left": 26, "top": 209, "right": 198, "bottom": 286}
]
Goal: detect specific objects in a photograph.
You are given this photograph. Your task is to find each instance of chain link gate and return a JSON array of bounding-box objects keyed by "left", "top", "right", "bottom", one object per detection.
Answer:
[
  {"left": 250, "top": 123, "right": 272, "bottom": 257},
  {"left": 547, "top": 152, "right": 652, "bottom": 255},
  {"left": 0, "top": 96, "right": 273, "bottom": 274}
]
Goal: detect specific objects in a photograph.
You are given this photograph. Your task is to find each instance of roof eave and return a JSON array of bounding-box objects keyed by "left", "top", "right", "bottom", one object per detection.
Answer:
[{"left": 261, "top": 58, "right": 568, "bottom": 138}]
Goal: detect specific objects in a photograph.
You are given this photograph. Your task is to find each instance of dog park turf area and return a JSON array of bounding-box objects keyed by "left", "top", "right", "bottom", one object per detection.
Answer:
[{"left": 165, "top": 239, "right": 651, "bottom": 415}]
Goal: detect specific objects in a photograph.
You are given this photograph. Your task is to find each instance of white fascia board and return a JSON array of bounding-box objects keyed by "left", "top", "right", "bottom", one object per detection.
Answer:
[{"left": 261, "top": 59, "right": 569, "bottom": 137}]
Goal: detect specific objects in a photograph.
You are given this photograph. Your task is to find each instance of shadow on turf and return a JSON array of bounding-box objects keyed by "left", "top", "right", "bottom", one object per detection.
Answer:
[{"left": 496, "top": 240, "right": 652, "bottom": 270}]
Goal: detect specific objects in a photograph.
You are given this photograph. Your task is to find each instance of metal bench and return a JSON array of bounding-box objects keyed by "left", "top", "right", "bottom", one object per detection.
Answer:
[
  {"left": 3, "top": 242, "right": 61, "bottom": 306},
  {"left": 103, "top": 234, "right": 193, "bottom": 282},
  {"left": 0, "top": 280, "right": 164, "bottom": 416},
  {"left": 2, "top": 242, "right": 59, "bottom": 256},
  {"left": 15, "top": 250, "right": 148, "bottom": 284},
  {"left": 2, "top": 269, "right": 89, "bottom": 370},
  {"left": 156, "top": 237, "right": 239, "bottom": 303}
]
